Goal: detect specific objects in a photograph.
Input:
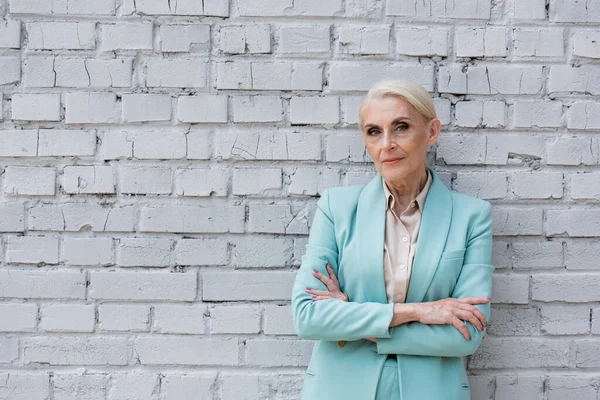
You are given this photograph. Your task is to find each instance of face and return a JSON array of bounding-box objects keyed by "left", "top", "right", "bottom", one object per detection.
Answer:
[{"left": 360, "top": 96, "right": 440, "bottom": 183}]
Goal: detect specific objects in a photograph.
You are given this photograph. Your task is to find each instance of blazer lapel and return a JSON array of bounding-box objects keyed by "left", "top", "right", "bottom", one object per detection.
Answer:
[{"left": 355, "top": 167, "right": 452, "bottom": 305}]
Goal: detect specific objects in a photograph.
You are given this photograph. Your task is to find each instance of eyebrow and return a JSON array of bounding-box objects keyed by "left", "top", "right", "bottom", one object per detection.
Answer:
[{"left": 363, "top": 116, "right": 412, "bottom": 129}]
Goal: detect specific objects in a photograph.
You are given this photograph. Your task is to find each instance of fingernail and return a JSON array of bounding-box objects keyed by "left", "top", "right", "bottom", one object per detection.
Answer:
[{"left": 312, "top": 269, "right": 318, "bottom": 273}]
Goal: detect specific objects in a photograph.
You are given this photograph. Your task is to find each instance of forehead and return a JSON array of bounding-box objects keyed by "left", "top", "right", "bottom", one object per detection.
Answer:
[{"left": 360, "top": 96, "right": 420, "bottom": 124}]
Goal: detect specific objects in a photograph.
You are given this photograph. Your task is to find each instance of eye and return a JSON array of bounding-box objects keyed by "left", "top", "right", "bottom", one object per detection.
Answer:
[
  {"left": 367, "top": 129, "right": 381, "bottom": 136},
  {"left": 395, "top": 124, "right": 408, "bottom": 131}
]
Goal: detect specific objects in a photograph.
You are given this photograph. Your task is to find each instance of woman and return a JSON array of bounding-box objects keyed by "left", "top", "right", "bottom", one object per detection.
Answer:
[{"left": 291, "top": 78, "right": 493, "bottom": 400}]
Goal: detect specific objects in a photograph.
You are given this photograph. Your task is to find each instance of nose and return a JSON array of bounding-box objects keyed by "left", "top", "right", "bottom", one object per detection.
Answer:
[{"left": 381, "top": 131, "right": 394, "bottom": 149}]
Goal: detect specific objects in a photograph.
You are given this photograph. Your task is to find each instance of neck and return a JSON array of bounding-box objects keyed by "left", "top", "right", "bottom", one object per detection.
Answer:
[{"left": 383, "top": 166, "right": 429, "bottom": 210}]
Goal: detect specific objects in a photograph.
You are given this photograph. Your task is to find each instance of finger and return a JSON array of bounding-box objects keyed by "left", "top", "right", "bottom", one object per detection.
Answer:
[
  {"left": 312, "top": 269, "right": 334, "bottom": 289},
  {"left": 305, "top": 288, "right": 331, "bottom": 297},
  {"left": 455, "top": 309, "right": 483, "bottom": 332},
  {"left": 451, "top": 317, "right": 471, "bottom": 340},
  {"left": 456, "top": 296, "right": 491, "bottom": 305},
  {"left": 457, "top": 303, "right": 487, "bottom": 328},
  {"left": 326, "top": 264, "right": 340, "bottom": 286},
  {"left": 312, "top": 296, "right": 331, "bottom": 301}
]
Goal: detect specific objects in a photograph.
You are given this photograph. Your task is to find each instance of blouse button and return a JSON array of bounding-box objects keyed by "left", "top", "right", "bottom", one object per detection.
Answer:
[
  {"left": 399, "top": 264, "right": 406, "bottom": 269},
  {"left": 402, "top": 237, "right": 408, "bottom": 242}
]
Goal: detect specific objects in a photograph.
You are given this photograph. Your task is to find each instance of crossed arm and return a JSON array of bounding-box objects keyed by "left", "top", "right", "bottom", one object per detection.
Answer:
[{"left": 291, "top": 189, "right": 494, "bottom": 357}]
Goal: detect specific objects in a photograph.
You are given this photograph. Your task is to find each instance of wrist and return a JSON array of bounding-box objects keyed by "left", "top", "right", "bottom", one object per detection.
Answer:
[{"left": 390, "top": 303, "right": 420, "bottom": 327}]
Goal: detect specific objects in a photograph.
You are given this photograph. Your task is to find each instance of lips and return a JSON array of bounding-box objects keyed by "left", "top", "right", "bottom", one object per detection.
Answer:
[{"left": 382, "top": 158, "right": 402, "bottom": 164}]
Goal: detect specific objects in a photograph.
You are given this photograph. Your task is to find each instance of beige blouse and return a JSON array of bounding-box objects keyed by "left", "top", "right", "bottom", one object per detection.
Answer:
[{"left": 382, "top": 169, "right": 433, "bottom": 304}]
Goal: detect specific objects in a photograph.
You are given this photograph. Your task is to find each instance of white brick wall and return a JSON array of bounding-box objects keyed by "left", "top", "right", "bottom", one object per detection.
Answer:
[{"left": 0, "top": 1, "right": 597, "bottom": 398}]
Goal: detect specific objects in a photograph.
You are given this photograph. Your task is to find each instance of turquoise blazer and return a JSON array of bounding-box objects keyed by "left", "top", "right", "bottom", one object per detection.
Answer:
[{"left": 291, "top": 166, "right": 493, "bottom": 400}]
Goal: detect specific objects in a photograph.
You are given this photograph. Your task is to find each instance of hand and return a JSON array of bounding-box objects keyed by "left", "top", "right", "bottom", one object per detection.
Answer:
[
  {"left": 305, "top": 264, "right": 349, "bottom": 302},
  {"left": 415, "top": 297, "right": 491, "bottom": 340},
  {"left": 364, "top": 337, "right": 377, "bottom": 343}
]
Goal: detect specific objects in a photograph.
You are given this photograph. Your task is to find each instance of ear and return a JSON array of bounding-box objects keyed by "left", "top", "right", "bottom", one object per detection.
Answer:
[{"left": 426, "top": 118, "right": 441, "bottom": 146}]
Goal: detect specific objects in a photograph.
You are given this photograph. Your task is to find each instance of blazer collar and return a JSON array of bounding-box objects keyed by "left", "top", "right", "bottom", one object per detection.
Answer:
[{"left": 355, "top": 166, "right": 453, "bottom": 304}]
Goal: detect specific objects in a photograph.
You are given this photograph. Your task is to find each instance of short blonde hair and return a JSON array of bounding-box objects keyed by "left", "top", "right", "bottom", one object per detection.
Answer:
[{"left": 358, "top": 78, "right": 437, "bottom": 128}]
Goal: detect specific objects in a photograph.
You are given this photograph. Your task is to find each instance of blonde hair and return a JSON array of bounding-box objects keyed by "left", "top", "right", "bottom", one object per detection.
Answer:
[{"left": 358, "top": 78, "right": 437, "bottom": 128}]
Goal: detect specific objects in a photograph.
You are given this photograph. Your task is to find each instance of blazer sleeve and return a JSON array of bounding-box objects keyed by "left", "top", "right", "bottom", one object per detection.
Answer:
[
  {"left": 292, "top": 188, "right": 395, "bottom": 341},
  {"left": 375, "top": 201, "right": 494, "bottom": 357}
]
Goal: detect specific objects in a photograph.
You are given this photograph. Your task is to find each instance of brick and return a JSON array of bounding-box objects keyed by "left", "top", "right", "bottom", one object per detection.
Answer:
[
  {"left": 486, "top": 135, "right": 544, "bottom": 165},
  {"left": 11, "top": 93, "right": 61, "bottom": 121},
  {"left": 217, "top": 61, "right": 323, "bottom": 91},
  {"left": 513, "top": 0, "right": 545, "bottom": 19},
  {"left": 512, "top": 241, "right": 563, "bottom": 269},
  {"left": 0, "top": 373, "right": 49, "bottom": 400},
  {"left": 541, "top": 305, "right": 590, "bottom": 335},
  {"left": 0, "top": 130, "right": 37, "bottom": 157},
  {"left": 550, "top": 0, "right": 600, "bottom": 22},
  {"left": 6, "top": 235, "right": 58, "bottom": 264},
  {"left": 63, "top": 166, "right": 114, "bottom": 195},
  {"left": 177, "top": 95, "right": 227, "bottom": 123},
  {"left": 468, "top": 376, "right": 494, "bottom": 400},
  {"left": 573, "top": 30, "right": 600, "bottom": 58},
  {"left": 547, "top": 376, "right": 600, "bottom": 400},
  {"left": 345, "top": 0, "right": 385, "bottom": 17},
  {"left": 330, "top": 62, "right": 433, "bottom": 91},
  {"left": 90, "top": 271, "right": 196, "bottom": 301},
  {"left": 140, "top": 205, "right": 245, "bottom": 233},
  {"left": 495, "top": 376, "right": 544, "bottom": 400},
  {"left": 0, "top": 269, "right": 85, "bottom": 299},
  {"left": 290, "top": 96, "right": 339, "bottom": 125},
  {"left": 27, "top": 22, "right": 95, "bottom": 50},
  {"left": 0, "top": 20, "right": 21, "bottom": 48},
  {"left": 326, "top": 134, "right": 371, "bottom": 163},
  {"left": 62, "top": 237, "right": 113, "bottom": 266},
  {"left": 133, "top": 129, "right": 187, "bottom": 159},
  {"left": 118, "top": 238, "right": 174, "bottom": 267},
  {"left": 492, "top": 207, "right": 543, "bottom": 235},
  {"left": 231, "top": 236, "right": 291, "bottom": 267},
  {"left": 245, "top": 339, "right": 312, "bottom": 366},
  {"left": 101, "top": 130, "right": 134, "bottom": 160},
  {"left": 215, "top": 131, "right": 321, "bottom": 161},
  {"left": 575, "top": 340, "right": 600, "bottom": 367},
  {"left": 238, "top": 0, "right": 343, "bottom": 16},
  {"left": 288, "top": 167, "right": 341, "bottom": 196},
  {"left": 147, "top": 59, "right": 208, "bottom": 88},
  {"left": 0, "top": 203, "right": 25, "bottom": 232},
  {"left": 176, "top": 168, "right": 228, "bottom": 197},
  {"left": 337, "top": 26, "right": 389, "bottom": 55},
  {"left": 220, "top": 24, "right": 271, "bottom": 54},
  {"left": 24, "top": 337, "right": 128, "bottom": 365},
  {"left": 162, "top": 374, "right": 216, "bottom": 400},
  {"left": 203, "top": 271, "right": 296, "bottom": 301},
  {"left": 263, "top": 305, "right": 295, "bottom": 335},
  {"left": 122, "top": 94, "right": 171, "bottom": 122},
  {"left": 566, "top": 240, "right": 600, "bottom": 270},
  {"left": 514, "top": 28, "right": 564, "bottom": 57},
  {"left": 41, "top": 304, "right": 95, "bottom": 332},
  {"left": 455, "top": 101, "right": 506, "bottom": 128},
  {"left": 53, "top": 373, "right": 107, "bottom": 400},
  {"left": 248, "top": 204, "right": 310, "bottom": 234},
  {"left": 28, "top": 203, "right": 135, "bottom": 232},
  {"left": 120, "top": 166, "right": 172, "bottom": 194},
  {"left": 492, "top": 274, "right": 530, "bottom": 304},
  {"left": 233, "top": 168, "right": 282, "bottom": 195},
  {"left": 98, "top": 304, "right": 150, "bottom": 332},
  {"left": 65, "top": 92, "right": 118, "bottom": 124},
  {"left": 39, "top": 130, "right": 96, "bottom": 156},
  {"left": 0, "top": 337, "right": 18, "bottom": 362},
  {"left": 10, "top": 0, "right": 115, "bottom": 14},
  {"left": 279, "top": 25, "right": 330, "bottom": 53},
  {"left": 386, "top": 0, "right": 491, "bottom": 18},
  {"left": 511, "top": 172, "right": 563, "bottom": 199},
  {"left": 513, "top": 101, "right": 563, "bottom": 128},
  {"left": 568, "top": 101, "right": 600, "bottom": 129},
  {"left": 547, "top": 209, "right": 600, "bottom": 237},
  {"left": 175, "top": 238, "right": 228, "bottom": 266},
  {"left": 132, "top": 0, "right": 228, "bottom": 16},
  {"left": 0, "top": 304, "right": 37, "bottom": 331},
  {"left": 101, "top": 23, "right": 152, "bottom": 51},
  {"left": 469, "top": 337, "right": 570, "bottom": 369},
  {"left": 548, "top": 66, "right": 600, "bottom": 95},
  {"left": 220, "top": 375, "right": 261, "bottom": 400},
  {"left": 153, "top": 304, "right": 207, "bottom": 334},
  {"left": 109, "top": 373, "right": 158, "bottom": 400},
  {"left": 594, "top": 308, "right": 600, "bottom": 334},
  {"left": 548, "top": 137, "right": 599, "bottom": 166},
  {"left": 455, "top": 27, "right": 507, "bottom": 57},
  {"left": 454, "top": 172, "right": 507, "bottom": 199},
  {"left": 492, "top": 240, "right": 511, "bottom": 270},
  {"left": 51, "top": 58, "right": 133, "bottom": 88},
  {"left": 394, "top": 27, "right": 447, "bottom": 56},
  {"left": 0, "top": 56, "right": 20, "bottom": 85},
  {"left": 436, "top": 135, "right": 487, "bottom": 165},
  {"left": 532, "top": 274, "right": 600, "bottom": 302},
  {"left": 160, "top": 24, "right": 210, "bottom": 52},
  {"left": 232, "top": 95, "right": 282, "bottom": 123},
  {"left": 3, "top": 166, "right": 55, "bottom": 196},
  {"left": 438, "top": 65, "right": 543, "bottom": 94},
  {"left": 135, "top": 337, "right": 238, "bottom": 365},
  {"left": 209, "top": 305, "right": 261, "bottom": 334},
  {"left": 487, "top": 307, "right": 538, "bottom": 336},
  {"left": 571, "top": 173, "right": 600, "bottom": 199}
]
